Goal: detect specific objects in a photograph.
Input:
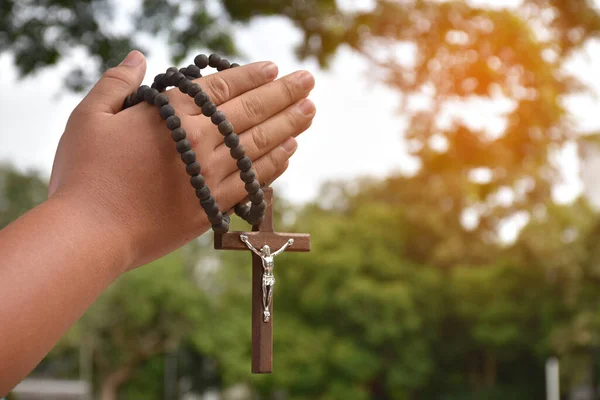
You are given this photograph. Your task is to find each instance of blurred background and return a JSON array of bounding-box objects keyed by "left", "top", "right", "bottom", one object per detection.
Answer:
[{"left": 2, "top": 0, "right": 600, "bottom": 399}]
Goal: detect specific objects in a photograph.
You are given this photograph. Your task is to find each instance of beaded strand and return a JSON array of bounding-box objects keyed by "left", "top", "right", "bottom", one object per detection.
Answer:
[{"left": 122, "top": 54, "right": 265, "bottom": 234}]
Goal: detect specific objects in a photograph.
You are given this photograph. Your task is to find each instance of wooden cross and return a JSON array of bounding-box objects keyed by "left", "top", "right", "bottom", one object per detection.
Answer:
[{"left": 214, "top": 187, "right": 311, "bottom": 373}]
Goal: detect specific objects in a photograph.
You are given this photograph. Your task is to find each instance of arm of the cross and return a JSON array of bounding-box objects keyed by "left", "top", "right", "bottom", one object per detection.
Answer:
[{"left": 214, "top": 231, "right": 310, "bottom": 252}]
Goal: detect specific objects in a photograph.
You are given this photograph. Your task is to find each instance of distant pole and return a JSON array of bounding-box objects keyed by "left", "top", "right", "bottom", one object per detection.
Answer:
[{"left": 546, "top": 357, "right": 560, "bottom": 400}]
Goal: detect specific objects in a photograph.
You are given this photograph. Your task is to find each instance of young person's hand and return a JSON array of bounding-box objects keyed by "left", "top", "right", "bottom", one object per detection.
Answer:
[{"left": 48, "top": 50, "right": 316, "bottom": 272}]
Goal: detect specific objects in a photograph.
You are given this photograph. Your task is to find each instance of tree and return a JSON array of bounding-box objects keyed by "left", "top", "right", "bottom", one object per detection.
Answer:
[{"left": 0, "top": 164, "right": 47, "bottom": 229}]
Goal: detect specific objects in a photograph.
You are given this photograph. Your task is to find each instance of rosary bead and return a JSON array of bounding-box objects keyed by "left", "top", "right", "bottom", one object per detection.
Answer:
[
  {"left": 159, "top": 104, "right": 175, "bottom": 120},
  {"left": 245, "top": 181, "right": 260, "bottom": 194},
  {"left": 224, "top": 133, "right": 239, "bottom": 148},
  {"left": 194, "top": 91, "right": 209, "bottom": 107},
  {"left": 176, "top": 139, "right": 192, "bottom": 154},
  {"left": 144, "top": 88, "right": 159, "bottom": 104},
  {"left": 167, "top": 66, "right": 179, "bottom": 73},
  {"left": 208, "top": 54, "right": 221, "bottom": 68},
  {"left": 194, "top": 54, "right": 209, "bottom": 69},
  {"left": 173, "top": 72, "right": 186, "bottom": 86},
  {"left": 201, "top": 197, "right": 220, "bottom": 217},
  {"left": 122, "top": 95, "right": 132, "bottom": 109},
  {"left": 212, "top": 220, "right": 229, "bottom": 234},
  {"left": 179, "top": 67, "right": 188, "bottom": 76},
  {"left": 136, "top": 85, "right": 150, "bottom": 102},
  {"left": 186, "top": 64, "right": 201, "bottom": 78},
  {"left": 211, "top": 111, "right": 226, "bottom": 125},
  {"left": 190, "top": 174, "right": 206, "bottom": 189},
  {"left": 178, "top": 78, "right": 192, "bottom": 94},
  {"left": 230, "top": 63, "right": 240, "bottom": 68},
  {"left": 195, "top": 186, "right": 211, "bottom": 200},
  {"left": 217, "top": 59, "right": 231, "bottom": 71},
  {"left": 237, "top": 156, "right": 252, "bottom": 172},
  {"left": 166, "top": 115, "right": 181, "bottom": 130},
  {"left": 240, "top": 169, "right": 256, "bottom": 184},
  {"left": 186, "top": 162, "right": 201, "bottom": 176},
  {"left": 230, "top": 145, "right": 246, "bottom": 160},
  {"left": 202, "top": 102, "right": 217, "bottom": 117},
  {"left": 164, "top": 71, "right": 175, "bottom": 84},
  {"left": 151, "top": 82, "right": 165, "bottom": 92},
  {"left": 250, "top": 189, "right": 264, "bottom": 204},
  {"left": 154, "top": 93, "right": 169, "bottom": 107},
  {"left": 218, "top": 121, "right": 233, "bottom": 136},
  {"left": 235, "top": 203, "right": 250, "bottom": 217},
  {"left": 187, "top": 83, "right": 202, "bottom": 97},
  {"left": 171, "top": 127, "right": 186, "bottom": 141},
  {"left": 154, "top": 73, "right": 167, "bottom": 87},
  {"left": 208, "top": 212, "right": 224, "bottom": 225},
  {"left": 181, "top": 150, "right": 196, "bottom": 164}
]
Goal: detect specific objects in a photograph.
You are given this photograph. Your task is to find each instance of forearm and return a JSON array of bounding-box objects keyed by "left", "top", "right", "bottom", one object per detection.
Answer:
[{"left": 0, "top": 192, "right": 128, "bottom": 395}]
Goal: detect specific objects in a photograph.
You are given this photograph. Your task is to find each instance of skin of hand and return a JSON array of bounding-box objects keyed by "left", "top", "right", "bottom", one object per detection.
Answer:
[
  {"left": 49, "top": 50, "right": 316, "bottom": 270},
  {"left": 0, "top": 50, "right": 315, "bottom": 394}
]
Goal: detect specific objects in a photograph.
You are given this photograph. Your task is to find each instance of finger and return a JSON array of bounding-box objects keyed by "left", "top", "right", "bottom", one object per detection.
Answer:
[
  {"left": 168, "top": 61, "right": 279, "bottom": 114},
  {"left": 216, "top": 139, "right": 297, "bottom": 208},
  {"left": 215, "top": 99, "right": 314, "bottom": 176},
  {"left": 190, "top": 70, "right": 315, "bottom": 148},
  {"left": 78, "top": 50, "right": 147, "bottom": 115}
]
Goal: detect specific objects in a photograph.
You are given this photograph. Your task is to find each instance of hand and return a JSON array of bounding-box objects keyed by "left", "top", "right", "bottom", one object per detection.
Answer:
[{"left": 48, "top": 50, "right": 316, "bottom": 272}]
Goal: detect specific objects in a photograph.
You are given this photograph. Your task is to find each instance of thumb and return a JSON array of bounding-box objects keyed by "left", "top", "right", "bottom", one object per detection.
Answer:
[{"left": 80, "top": 50, "right": 147, "bottom": 115}]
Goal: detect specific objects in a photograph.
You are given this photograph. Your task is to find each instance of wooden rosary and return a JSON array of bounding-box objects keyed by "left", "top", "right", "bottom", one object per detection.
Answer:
[{"left": 122, "top": 54, "right": 311, "bottom": 373}]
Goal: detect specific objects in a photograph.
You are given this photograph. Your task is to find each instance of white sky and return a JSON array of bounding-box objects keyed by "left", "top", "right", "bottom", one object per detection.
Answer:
[{"left": 0, "top": 2, "right": 599, "bottom": 207}]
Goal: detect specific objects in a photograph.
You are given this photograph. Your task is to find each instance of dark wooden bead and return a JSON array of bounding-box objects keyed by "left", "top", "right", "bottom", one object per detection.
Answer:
[
  {"left": 171, "top": 127, "right": 186, "bottom": 142},
  {"left": 194, "top": 92, "right": 209, "bottom": 107},
  {"left": 187, "top": 64, "right": 201, "bottom": 78},
  {"left": 250, "top": 189, "right": 264, "bottom": 204},
  {"left": 144, "top": 88, "right": 159, "bottom": 104},
  {"left": 181, "top": 150, "right": 196, "bottom": 164},
  {"left": 231, "top": 63, "right": 240, "bottom": 68},
  {"left": 186, "top": 162, "right": 201, "bottom": 175},
  {"left": 176, "top": 139, "right": 192, "bottom": 154},
  {"left": 201, "top": 198, "right": 219, "bottom": 217},
  {"left": 202, "top": 102, "right": 217, "bottom": 117},
  {"left": 240, "top": 169, "right": 256, "bottom": 184},
  {"left": 208, "top": 212, "right": 224, "bottom": 225},
  {"left": 195, "top": 186, "right": 211, "bottom": 200},
  {"left": 237, "top": 156, "right": 252, "bottom": 172},
  {"left": 164, "top": 71, "right": 175, "bottom": 84},
  {"left": 154, "top": 93, "right": 169, "bottom": 107},
  {"left": 166, "top": 115, "right": 181, "bottom": 130},
  {"left": 130, "top": 92, "right": 141, "bottom": 106},
  {"left": 230, "top": 145, "right": 246, "bottom": 160},
  {"left": 185, "top": 75, "right": 196, "bottom": 81},
  {"left": 208, "top": 54, "right": 221, "bottom": 68},
  {"left": 154, "top": 73, "right": 167, "bottom": 87},
  {"left": 187, "top": 83, "right": 202, "bottom": 97},
  {"left": 122, "top": 95, "right": 132, "bottom": 109},
  {"left": 194, "top": 54, "right": 209, "bottom": 69},
  {"left": 212, "top": 221, "right": 229, "bottom": 234},
  {"left": 190, "top": 174, "right": 206, "bottom": 189},
  {"left": 179, "top": 67, "right": 188, "bottom": 76},
  {"left": 218, "top": 121, "right": 233, "bottom": 136},
  {"left": 254, "top": 200, "right": 267, "bottom": 213},
  {"left": 167, "top": 66, "right": 179, "bottom": 73},
  {"left": 159, "top": 104, "right": 175, "bottom": 120},
  {"left": 151, "top": 82, "right": 166, "bottom": 92},
  {"left": 245, "top": 181, "right": 260, "bottom": 194},
  {"left": 178, "top": 78, "right": 191, "bottom": 94},
  {"left": 136, "top": 85, "right": 150, "bottom": 102},
  {"left": 211, "top": 111, "right": 226, "bottom": 125},
  {"left": 224, "top": 133, "right": 239, "bottom": 148},
  {"left": 173, "top": 72, "right": 186, "bottom": 85},
  {"left": 235, "top": 203, "right": 250, "bottom": 218},
  {"left": 217, "top": 59, "right": 231, "bottom": 71}
]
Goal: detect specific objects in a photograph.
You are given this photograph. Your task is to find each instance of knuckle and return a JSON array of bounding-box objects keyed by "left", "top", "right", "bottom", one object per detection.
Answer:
[
  {"left": 205, "top": 75, "right": 231, "bottom": 104},
  {"left": 251, "top": 124, "right": 270, "bottom": 151},
  {"left": 242, "top": 95, "right": 266, "bottom": 120},
  {"left": 281, "top": 78, "right": 296, "bottom": 102}
]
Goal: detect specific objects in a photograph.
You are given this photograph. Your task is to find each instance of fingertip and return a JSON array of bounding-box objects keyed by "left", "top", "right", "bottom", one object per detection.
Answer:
[{"left": 261, "top": 62, "right": 279, "bottom": 80}]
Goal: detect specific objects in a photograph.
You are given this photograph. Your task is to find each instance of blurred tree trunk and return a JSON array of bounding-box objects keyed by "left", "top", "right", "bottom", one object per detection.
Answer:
[{"left": 100, "top": 365, "right": 131, "bottom": 400}]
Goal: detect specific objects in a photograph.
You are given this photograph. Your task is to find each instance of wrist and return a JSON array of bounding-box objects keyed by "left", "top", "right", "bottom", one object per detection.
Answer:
[{"left": 48, "top": 189, "right": 134, "bottom": 278}]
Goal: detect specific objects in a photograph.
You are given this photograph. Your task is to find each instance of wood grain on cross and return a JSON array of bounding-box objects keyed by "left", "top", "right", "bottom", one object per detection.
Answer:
[{"left": 214, "top": 187, "right": 310, "bottom": 373}]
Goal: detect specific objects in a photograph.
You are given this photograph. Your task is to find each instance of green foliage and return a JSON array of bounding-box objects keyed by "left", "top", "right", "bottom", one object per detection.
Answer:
[{"left": 0, "top": 164, "right": 47, "bottom": 229}]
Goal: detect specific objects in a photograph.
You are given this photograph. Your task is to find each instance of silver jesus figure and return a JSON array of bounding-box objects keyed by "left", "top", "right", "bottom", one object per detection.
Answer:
[{"left": 240, "top": 235, "right": 294, "bottom": 322}]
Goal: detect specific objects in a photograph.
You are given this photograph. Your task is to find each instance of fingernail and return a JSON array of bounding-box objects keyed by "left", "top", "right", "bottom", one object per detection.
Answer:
[
  {"left": 263, "top": 62, "right": 278, "bottom": 79},
  {"left": 297, "top": 71, "right": 315, "bottom": 90},
  {"left": 297, "top": 99, "right": 315, "bottom": 115},
  {"left": 281, "top": 137, "right": 298, "bottom": 153},
  {"left": 121, "top": 50, "right": 144, "bottom": 67}
]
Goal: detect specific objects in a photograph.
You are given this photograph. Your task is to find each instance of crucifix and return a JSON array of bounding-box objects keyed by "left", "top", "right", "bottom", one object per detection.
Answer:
[{"left": 214, "top": 187, "right": 310, "bottom": 373}]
